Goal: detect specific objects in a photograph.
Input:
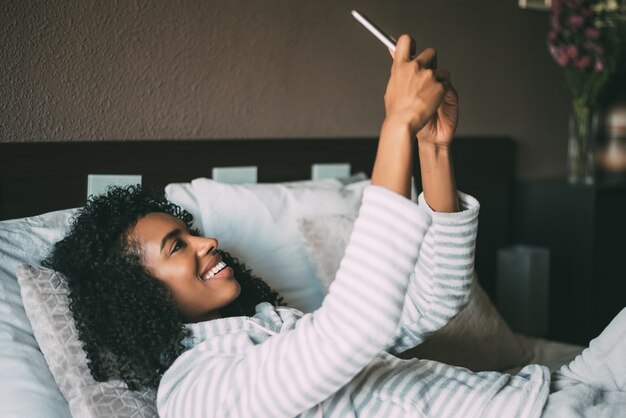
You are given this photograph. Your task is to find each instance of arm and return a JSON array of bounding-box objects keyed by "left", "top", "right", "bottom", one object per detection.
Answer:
[
  {"left": 417, "top": 77, "right": 460, "bottom": 213},
  {"left": 382, "top": 46, "right": 478, "bottom": 352},
  {"left": 385, "top": 191, "right": 479, "bottom": 354},
  {"left": 372, "top": 36, "right": 452, "bottom": 199},
  {"left": 419, "top": 143, "right": 459, "bottom": 212}
]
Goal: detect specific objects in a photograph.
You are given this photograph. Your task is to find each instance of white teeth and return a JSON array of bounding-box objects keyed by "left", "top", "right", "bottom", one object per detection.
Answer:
[{"left": 204, "top": 261, "right": 226, "bottom": 280}]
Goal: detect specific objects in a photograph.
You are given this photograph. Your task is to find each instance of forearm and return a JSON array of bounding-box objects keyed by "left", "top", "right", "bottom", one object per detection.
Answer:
[
  {"left": 371, "top": 117, "right": 415, "bottom": 199},
  {"left": 418, "top": 142, "right": 459, "bottom": 212},
  {"left": 385, "top": 191, "right": 480, "bottom": 354}
]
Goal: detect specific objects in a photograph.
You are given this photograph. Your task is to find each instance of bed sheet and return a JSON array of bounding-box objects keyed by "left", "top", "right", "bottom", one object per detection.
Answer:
[{"left": 505, "top": 334, "right": 585, "bottom": 374}]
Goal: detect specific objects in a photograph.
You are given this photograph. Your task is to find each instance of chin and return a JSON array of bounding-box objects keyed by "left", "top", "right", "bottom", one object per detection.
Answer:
[
  {"left": 229, "top": 281, "right": 242, "bottom": 302},
  {"left": 220, "top": 279, "right": 241, "bottom": 304}
]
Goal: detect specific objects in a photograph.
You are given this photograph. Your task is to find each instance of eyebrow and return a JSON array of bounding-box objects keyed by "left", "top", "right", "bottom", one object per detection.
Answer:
[{"left": 160, "top": 228, "right": 182, "bottom": 253}]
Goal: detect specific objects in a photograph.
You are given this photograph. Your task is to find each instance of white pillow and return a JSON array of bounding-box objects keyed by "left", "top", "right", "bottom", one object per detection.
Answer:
[
  {"left": 165, "top": 177, "right": 371, "bottom": 312},
  {"left": 0, "top": 209, "right": 77, "bottom": 418},
  {"left": 297, "top": 213, "right": 534, "bottom": 371}
]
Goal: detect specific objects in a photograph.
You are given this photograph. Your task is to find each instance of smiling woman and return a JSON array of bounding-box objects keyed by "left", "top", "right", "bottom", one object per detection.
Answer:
[{"left": 33, "top": 35, "right": 626, "bottom": 418}]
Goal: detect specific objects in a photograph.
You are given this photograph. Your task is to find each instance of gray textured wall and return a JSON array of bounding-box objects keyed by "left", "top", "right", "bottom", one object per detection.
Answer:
[{"left": 0, "top": 0, "right": 570, "bottom": 178}]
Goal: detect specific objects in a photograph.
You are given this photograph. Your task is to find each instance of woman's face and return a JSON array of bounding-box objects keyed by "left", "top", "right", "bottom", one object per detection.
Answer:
[{"left": 130, "top": 212, "right": 241, "bottom": 323}]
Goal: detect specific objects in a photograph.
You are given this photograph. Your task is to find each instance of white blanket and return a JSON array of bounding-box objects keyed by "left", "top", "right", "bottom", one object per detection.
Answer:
[{"left": 542, "top": 307, "right": 626, "bottom": 417}]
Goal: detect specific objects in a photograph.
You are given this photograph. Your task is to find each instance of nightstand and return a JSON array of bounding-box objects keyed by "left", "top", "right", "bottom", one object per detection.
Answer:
[{"left": 512, "top": 179, "right": 626, "bottom": 345}]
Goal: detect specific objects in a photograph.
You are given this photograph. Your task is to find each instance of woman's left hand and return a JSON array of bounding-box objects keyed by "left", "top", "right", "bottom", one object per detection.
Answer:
[
  {"left": 416, "top": 71, "right": 458, "bottom": 148},
  {"left": 388, "top": 47, "right": 458, "bottom": 147}
]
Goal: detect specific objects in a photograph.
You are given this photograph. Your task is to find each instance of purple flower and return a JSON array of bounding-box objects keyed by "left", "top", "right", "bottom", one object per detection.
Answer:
[
  {"left": 548, "top": 29, "right": 559, "bottom": 42},
  {"left": 566, "top": 45, "right": 579, "bottom": 59},
  {"left": 587, "top": 42, "right": 604, "bottom": 54},
  {"left": 594, "top": 59, "right": 604, "bottom": 73},
  {"left": 568, "top": 15, "right": 585, "bottom": 29},
  {"left": 546, "top": 0, "right": 614, "bottom": 81},
  {"left": 551, "top": 47, "right": 570, "bottom": 67},
  {"left": 575, "top": 55, "right": 592, "bottom": 70},
  {"left": 584, "top": 27, "right": 600, "bottom": 40}
]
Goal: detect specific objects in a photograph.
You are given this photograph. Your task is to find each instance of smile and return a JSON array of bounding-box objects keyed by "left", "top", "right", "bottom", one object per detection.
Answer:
[{"left": 201, "top": 261, "right": 227, "bottom": 281}]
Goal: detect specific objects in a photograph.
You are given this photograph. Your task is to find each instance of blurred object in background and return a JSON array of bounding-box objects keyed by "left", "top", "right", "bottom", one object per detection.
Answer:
[
  {"left": 519, "top": 0, "right": 552, "bottom": 11},
  {"left": 598, "top": 97, "right": 626, "bottom": 175},
  {"left": 496, "top": 245, "right": 550, "bottom": 337},
  {"left": 597, "top": 28, "right": 626, "bottom": 182},
  {"left": 547, "top": 0, "right": 625, "bottom": 185}
]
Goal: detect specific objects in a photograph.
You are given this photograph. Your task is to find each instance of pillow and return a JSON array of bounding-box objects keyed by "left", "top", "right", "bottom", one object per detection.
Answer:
[
  {"left": 165, "top": 177, "right": 372, "bottom": 312},
  {"left": 0, "top": 208, "right": 76, "bottom": 418},
  {"left": 297, "top": 214, "right": 357, "bottom": 293},
  {"left": 17, "top": 264, "right": 158, "bottom": 418},
  {"left": 297, "top": 214, "right": 534, "bottom": 372}
]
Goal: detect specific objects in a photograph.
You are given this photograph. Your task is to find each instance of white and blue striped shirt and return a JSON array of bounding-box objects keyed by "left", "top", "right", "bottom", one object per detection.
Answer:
[{"left": 157, "top": 185, "right": 550, "bottom": 417}]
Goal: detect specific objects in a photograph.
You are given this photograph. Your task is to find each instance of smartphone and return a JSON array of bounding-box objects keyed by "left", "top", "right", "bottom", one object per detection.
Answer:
[{"left": 351, "top": 10, "right": 397, "bottom": 52}]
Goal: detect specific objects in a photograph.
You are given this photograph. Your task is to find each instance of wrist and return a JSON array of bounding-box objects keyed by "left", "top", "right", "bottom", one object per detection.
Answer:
[
  {"left": 418, "top": 141, "right": 459, "bottom": 213},
  {"left": 383, "top": 114, "right": 422, "bottom": 137},
  {"left": 374, "top": 116, "right": 414, "bottom": 199},
  {"left": 418, "top": 141, "right": 453, "bottom": 157}
]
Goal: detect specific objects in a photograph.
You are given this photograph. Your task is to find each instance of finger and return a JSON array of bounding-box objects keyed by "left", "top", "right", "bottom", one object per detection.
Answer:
[
  {"left": 437, "top": 71, "right": 456, "bottom": 97},
  {"left": 435, "top": 69, "right": 450, "bottom": 84},
  {"left": 442, "top": 81, "right": 458, "bottom": 103},
  {"left": 415, "top": 48, "right": 437, "bottom": 69},
  {"left": 448, "top": 85, "right": 458, "bottom": 101},
  {"left": 388, "top": 47, "right": 394, "bottom": 59},
  {"left": 394, "top": 34, "right": 414, "bottom": 62}
]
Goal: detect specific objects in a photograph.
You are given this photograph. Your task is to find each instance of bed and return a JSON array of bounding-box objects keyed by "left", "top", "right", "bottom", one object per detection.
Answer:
[{"left": 0, "top": 137, "right": 584, "bottom": 417}]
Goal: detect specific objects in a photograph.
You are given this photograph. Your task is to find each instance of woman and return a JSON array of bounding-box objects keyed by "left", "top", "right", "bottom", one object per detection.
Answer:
[{"left": 45, "top": 35, "right": 625, "bottom": 417}]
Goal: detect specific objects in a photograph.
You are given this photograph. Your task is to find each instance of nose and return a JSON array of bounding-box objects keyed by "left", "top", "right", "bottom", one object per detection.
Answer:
[{"left": 194, "top": 236, "right": 218, "bottom": 256}]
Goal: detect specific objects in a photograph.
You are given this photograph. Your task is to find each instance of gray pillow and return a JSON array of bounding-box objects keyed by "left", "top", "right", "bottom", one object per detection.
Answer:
[
  {"left": 16, "top": 264, "right": 157, "bottom": 418},
  {"left": 297, "top": 214, "right": 534, "bottom": 372}
]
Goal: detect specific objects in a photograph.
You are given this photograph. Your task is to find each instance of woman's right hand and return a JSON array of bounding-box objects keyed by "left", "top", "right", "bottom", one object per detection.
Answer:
[{"left": 384, "top": 35, "right": 450, "bottom": 135}]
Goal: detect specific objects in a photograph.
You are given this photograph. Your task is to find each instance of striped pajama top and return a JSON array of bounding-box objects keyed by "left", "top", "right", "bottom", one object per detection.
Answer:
[{"left": 157, "top": 185, "right": 550, "bottom": 418}]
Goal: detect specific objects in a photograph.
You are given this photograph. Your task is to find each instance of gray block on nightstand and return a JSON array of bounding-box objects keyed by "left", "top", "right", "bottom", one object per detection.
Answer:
[{"left": 496, "top": 245, "right": 550, "bottom": 336}]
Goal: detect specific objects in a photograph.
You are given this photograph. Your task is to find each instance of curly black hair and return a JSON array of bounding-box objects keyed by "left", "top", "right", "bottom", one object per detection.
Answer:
[{"left": 42, "top": 185, "right": 283, "bottom": 390}]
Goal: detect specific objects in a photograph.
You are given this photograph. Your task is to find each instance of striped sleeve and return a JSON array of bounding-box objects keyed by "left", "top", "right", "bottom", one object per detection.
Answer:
[
  {"left": 157, "top": 185, "right": 429, "bottom": 418},
  {"left": 385, "top": 191, "right": 480, "bottom": 354}
]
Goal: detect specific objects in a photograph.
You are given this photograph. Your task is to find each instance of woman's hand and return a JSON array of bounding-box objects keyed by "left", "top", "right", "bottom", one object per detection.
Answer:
[
  {"left": 373, "top": 34, "right": 459, "bottom": 206},
  {"left": 384, "top": 35, "right": 452, "bottom": 137},
  {"left": 416, "top": 80, "right": 458, "bottom": 148}
]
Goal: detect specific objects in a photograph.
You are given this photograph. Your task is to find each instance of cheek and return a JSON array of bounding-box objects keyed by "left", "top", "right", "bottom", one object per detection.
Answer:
[
  {"left": 157, "top": 255, "right": 197, "bottom": 280},
  {"left": 147, "top": 257, "right": 198, "bottom": 296},
  {"left": 157, "top": 267, "right": 204, "bottom": 309}
]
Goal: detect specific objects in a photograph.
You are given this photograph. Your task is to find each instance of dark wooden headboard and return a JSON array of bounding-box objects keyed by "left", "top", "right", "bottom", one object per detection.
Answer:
[{"left": 0, "top": 137, "right": 515, "bottom": 298}]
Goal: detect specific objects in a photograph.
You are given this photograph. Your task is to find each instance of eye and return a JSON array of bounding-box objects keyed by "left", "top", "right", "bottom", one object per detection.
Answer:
[{"left": 171, "top": 240, "right": 185, "bottom": 254}]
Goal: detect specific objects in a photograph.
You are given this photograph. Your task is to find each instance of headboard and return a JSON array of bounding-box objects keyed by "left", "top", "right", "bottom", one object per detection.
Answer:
[{"left": 0, "top": 137, "right": 515, "bottom": 298}]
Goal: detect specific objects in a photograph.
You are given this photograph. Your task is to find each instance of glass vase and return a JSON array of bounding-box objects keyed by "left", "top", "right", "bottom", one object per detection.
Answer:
[{"left": 567, "top": 104, "right": 598, "bottom": 185}]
